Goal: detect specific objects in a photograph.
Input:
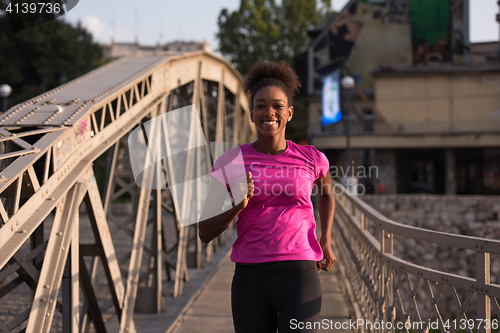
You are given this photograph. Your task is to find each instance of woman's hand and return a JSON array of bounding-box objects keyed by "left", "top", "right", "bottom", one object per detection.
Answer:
[
  {"left": 236, "top": 172, "right": 254, "bottom": 209},
  {"left": 316, "top": 238, "right": 337, "bottom": 272},
  {"left": 199, "top": 172, "right": 253, "bottom": 244},
  {"left": 314, "top": 174, "right": 336, "bottom": 272}
]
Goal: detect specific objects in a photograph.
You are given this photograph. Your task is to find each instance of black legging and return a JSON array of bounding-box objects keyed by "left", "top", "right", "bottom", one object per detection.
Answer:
[{"left": 231, "top": 260, "right": 322, "bottom": 333}]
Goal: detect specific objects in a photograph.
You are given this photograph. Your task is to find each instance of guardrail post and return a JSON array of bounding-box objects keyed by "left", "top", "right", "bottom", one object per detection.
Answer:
[
  {"left": 381, "top": 231, "right": 393, "bottom": 255},
  {"left": 381, "top": 230, "right": 393, "bottom": 333},
  {"left": 361, "top": 213, "right": 367, "bottom": 231},
  {"left": 476, "top": 252, "right": 491, "bottom": 333}
]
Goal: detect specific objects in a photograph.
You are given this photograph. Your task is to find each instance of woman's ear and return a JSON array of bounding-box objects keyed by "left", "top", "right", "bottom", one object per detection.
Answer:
[{"left": 288, "top": 106, "right": 294, "bottom": 121}]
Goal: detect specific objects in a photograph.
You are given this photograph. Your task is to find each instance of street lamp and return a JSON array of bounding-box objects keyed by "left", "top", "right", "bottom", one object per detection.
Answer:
[
  {"left": 340, "top": 76, "right": 356, "bottom": 194},
  {"left": 0, "top": 84, "right": 12, "bottom": 113}
]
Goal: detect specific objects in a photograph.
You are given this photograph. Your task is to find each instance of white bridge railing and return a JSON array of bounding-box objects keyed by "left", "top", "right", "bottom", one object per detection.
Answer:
[{"left": 331, "top": 184, "right": 500, "bottom": 333}]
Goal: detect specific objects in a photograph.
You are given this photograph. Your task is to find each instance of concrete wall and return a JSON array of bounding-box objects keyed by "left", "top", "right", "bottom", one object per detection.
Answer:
[
  {"left": 373, "top": 149, "right": 396, "bottom": 194},
  {"left": 374, "top": 71, "right": 500, "bottom": 133},
  {"left": 308, "top": 97, "right": 322, "bottom": 137},
  {"left": 347, "top": 2, "right": 412, "bottom": 89},
  {"left": 471, "top": 42, "right": 499, "bottom": 64},
  {"left": 311, "top": 66, "right": 500, "bottom": 150}
]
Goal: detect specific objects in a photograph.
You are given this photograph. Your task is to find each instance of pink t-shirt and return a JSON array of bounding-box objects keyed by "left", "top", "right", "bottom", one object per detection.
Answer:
[{"left": 210, "top": 140, "right": 329, "bottom": 263}]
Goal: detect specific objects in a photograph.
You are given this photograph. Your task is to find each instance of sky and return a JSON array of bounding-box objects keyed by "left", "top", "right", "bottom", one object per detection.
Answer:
[{"left": 61, "top": 0, "right": 499, "bottom": 53}]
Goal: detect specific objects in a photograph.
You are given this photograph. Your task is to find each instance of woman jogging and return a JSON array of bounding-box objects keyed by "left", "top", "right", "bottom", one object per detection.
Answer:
[{"left": 198, "top": 60, "right": 336, "bottom": 333}]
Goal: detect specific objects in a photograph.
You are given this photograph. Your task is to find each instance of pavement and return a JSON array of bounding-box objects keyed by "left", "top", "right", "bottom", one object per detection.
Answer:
[{"left": 171, "top": 253, "right": 351, "bottom": 333}]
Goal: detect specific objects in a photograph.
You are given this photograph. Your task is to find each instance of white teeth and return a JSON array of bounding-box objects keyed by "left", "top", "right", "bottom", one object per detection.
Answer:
[{"left": 263, "top": 120, "right": 277, "bottom": 125}]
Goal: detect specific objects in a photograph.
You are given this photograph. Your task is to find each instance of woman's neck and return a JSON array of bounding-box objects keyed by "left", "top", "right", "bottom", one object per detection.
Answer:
[{"left": 252, "top": 136, "right": 287, "bottom": 155}]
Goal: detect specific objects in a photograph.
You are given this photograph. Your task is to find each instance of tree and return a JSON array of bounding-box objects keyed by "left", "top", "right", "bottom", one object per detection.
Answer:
[
  {"left": 0, "top": 11, "right": 103, "bottom": 108},
  {"left": 216, "top": 0, "right": 332, "bottom": 75},
  {"left": 0, "top": 0, "right": 68, "bottom": 33}
]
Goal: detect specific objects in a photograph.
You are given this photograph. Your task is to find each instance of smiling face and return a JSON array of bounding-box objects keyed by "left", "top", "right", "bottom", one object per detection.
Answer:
[{"left": 250, "top": 85, "right": 293, "bottom": 139}]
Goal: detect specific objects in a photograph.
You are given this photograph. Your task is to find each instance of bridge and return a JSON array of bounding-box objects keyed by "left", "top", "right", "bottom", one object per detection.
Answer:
[{"left": 0, "top": 51, "right": 499, "bottom": 333}]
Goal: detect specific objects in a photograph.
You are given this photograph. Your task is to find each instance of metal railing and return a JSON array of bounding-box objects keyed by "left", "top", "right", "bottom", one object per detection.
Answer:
[{"left": 332, "top": 184, "right": 500, "bottom": 333}]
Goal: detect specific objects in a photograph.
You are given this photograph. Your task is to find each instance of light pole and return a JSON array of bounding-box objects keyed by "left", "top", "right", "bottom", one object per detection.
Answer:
[
  {"left": 341, "top": 76, "right": 355, "bottom": 171},
  {"left": 340, "top": 76, "right": 358, "bottom": 194},
  {"left": 0, "top": 84, "right": 12, "bottom": 113}
]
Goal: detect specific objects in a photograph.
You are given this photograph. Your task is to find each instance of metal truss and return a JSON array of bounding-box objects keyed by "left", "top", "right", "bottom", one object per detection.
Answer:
[
  {"left": 0, "top": 52, "right": 255, "bottom": 332},
  {"left": 331, "top": 183, "right": 500, "bottom": 333}
]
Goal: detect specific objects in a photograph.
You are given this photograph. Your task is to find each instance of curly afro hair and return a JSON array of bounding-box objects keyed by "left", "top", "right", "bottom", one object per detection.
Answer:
[{"left": 244, "top": 61, "right": 301, "bottom": 109}]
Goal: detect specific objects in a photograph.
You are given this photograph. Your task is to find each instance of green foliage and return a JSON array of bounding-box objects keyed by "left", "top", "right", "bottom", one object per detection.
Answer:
[
  {"left": 217, "top": 0, "right": 332, "bottom": 75},
  {"left": 1, "top": 0, "right": 66, "bottom": 32},
  {"left": 0, "top": 14, "right": 103, "bottom": 108}
]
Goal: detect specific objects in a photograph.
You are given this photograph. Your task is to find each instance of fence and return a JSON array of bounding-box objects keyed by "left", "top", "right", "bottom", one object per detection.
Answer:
[{"left": 332, "top": 184, "right": 500, "bottom": 333}]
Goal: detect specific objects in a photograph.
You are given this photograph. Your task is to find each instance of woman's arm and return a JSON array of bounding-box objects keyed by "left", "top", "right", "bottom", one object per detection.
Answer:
[
  {"left": 314, "top": 174, "right": 337, "bottom": 272},
  {"left": 198, "top": 172, "right": 254, "bottom": 244}
]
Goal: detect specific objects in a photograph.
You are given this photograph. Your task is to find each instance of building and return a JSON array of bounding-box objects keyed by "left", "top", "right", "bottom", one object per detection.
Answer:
[
  {"left": 103, "top": 40, "right": 212, "bottom": 58},
  {"left": 471, "top": 41, "right": 499, "bottom": 64},
  {"left": 298, "top": 0, "right": 500, "bottom": 194}
]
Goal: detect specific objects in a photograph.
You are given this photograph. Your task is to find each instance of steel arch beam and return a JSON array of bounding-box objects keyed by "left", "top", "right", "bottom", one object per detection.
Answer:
[{"left": 0, "top": 51, "right": 254, "bottom": 332}]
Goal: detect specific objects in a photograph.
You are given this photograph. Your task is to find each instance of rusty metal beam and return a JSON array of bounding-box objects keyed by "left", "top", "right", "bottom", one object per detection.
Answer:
[{"left": 26, "top": 182, "right": 85, "bottom": 333}]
